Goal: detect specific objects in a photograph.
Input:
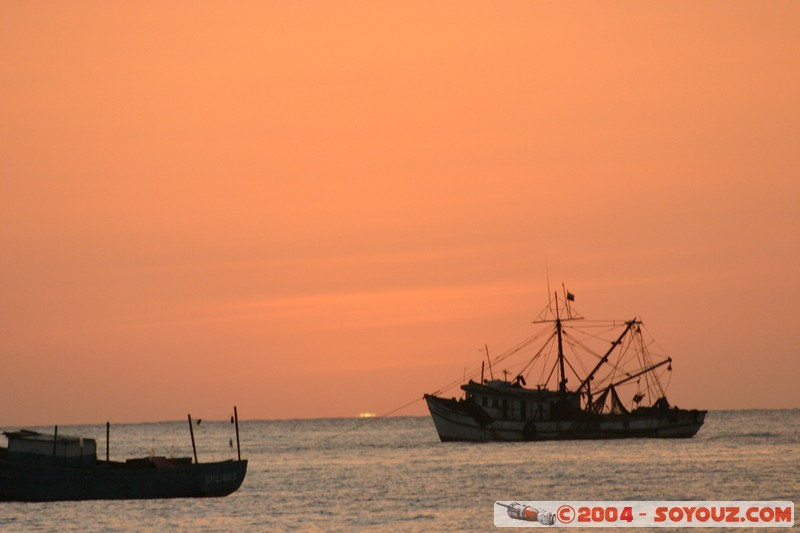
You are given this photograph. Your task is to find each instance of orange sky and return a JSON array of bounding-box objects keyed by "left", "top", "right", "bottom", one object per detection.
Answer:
[{"left": 2, "top": 2, "right": 799, "bottom": 425}]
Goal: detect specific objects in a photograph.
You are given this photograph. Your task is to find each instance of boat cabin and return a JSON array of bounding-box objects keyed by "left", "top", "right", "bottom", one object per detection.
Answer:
[
  {"left": 4, "top": 430, "right": 97, "bottom": 467},
  {"left": 461, "top": 380, "right": 580, "bottom": 421}
]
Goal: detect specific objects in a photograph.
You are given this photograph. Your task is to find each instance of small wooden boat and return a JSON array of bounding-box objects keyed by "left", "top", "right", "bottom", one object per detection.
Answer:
[{"left": 0, "top": 408, "right": 247, "bottom": 501}]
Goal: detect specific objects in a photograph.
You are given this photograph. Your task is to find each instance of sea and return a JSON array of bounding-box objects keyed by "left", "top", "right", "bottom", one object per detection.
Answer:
[{"left": 1, "top": 410, "right": 797, "bottom": 532}]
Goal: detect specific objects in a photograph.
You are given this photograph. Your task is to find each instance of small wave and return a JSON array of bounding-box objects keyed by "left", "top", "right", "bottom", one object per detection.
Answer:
[
  {"left": 738, "top": 431, "right": 781, "bottom": 439},
  {"left": 403, "top": 514, "right": 436, "bottom": 522},
  {"left": 704, "top": 431, "right": 780, "bottom": 441}
]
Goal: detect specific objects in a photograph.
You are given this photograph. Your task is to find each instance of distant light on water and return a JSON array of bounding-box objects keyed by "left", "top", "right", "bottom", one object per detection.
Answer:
[{"left": 358, "top": 412, "right": 376, "bottom": 418}]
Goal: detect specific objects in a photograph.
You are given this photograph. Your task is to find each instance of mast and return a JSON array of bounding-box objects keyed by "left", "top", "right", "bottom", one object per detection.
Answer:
[
  {"left": 531, "top": 285, "right": 582, "bottom": 393},
  {"left": 188, "top": 414, "right": 198, "bottom": 464},
  {"left": 555, "top": 292, "right": 567, "bottom": 393},
  {"left": 234, "top": 405, "right": 241, "bottom": 461}
]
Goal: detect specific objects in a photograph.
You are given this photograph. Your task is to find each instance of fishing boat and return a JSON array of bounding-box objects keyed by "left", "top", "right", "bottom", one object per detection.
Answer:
[
  {"left": 425, "top": 290, "right": 706, "bottom": 442},
  {"left": 0, "top": 408, "right": 247, "bottom": 501}
]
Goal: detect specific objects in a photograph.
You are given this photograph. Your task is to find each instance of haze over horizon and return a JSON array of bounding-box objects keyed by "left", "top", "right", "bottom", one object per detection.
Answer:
[{"left": 2, "top": 2, "right": 798, "bottom": 426}]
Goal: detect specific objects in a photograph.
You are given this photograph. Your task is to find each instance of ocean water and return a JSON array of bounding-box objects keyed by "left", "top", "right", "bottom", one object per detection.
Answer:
[{"left": 1, "top": 410, "right": 797, "bottom": 531}]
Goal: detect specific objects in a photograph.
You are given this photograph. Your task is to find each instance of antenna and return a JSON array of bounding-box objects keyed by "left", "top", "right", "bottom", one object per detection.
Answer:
[
  {"left": 484, "top": 344, "right": 494, "bottom": 380},
  {"left": 546, "top": 259, "right": 551, "bottom": 305}
]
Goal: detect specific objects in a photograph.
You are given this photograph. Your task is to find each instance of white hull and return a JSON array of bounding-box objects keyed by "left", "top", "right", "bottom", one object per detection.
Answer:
[{"left": 425, "top": 395, "right": 706, "bottom": 442}]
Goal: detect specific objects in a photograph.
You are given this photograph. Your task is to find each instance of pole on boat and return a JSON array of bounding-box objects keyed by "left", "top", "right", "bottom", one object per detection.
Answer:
[
  {"left": 234, "top": 405, "right": 241, "bottom": 461},
  {"left": 485, "top": 344, "right": 494, "bottom": 380},
  {"left": 555, "top": 291, "right": 567, "bottom": 394},
  {"left": 188, "top": 414, "right": 198, "bottom": 464},
  {"left": 52, "top": 425, "right": 58, "bottom": 466},
  {"left": 106, "top": 422, "right": 110, "bottom": 461}
]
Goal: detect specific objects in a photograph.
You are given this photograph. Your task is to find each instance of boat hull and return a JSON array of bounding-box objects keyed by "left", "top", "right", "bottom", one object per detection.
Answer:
[
  {"left": 425, "top": 395, "right": 706, "bottom": 442},
  {"left": 0, "top": 459, "right": 248, "bottom": 502}
]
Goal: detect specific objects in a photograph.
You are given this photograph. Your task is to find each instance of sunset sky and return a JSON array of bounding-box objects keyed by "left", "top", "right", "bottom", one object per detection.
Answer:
[{"left": 2, "top": 2, "right": 798, "bottom": 425}]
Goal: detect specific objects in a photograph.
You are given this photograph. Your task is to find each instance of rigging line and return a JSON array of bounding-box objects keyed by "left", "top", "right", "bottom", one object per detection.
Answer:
[
  {"left": 643, "top": 334, "right": 668, "bottom": 396},
  {"left": 562, "top": 355, "right": 583, "bottom": 387},
  {"left": 560, "top": 324, "right": 623, "bottom": 330},
  {"left": 560, "top": 331, "right": 602, "bottom": 369},
  {"left": 430, "top": 371, "right": 479, "bottom": 397},
  {"left": 562, "top": 320, "right": 631, "bottom": 329},
  {"left": 562, "top": 322, "right": 638, "bottom": 385},
  {"left": 491, "top": 336, "right": 542, "bottom": 369},
  {"left": 562, "top": 328, "right": 616, "bottom": 351},
  {"left": 560, "top": 329, "right": 604, "bottom": 361},
  {"left": 596, "top": 358, "right": 672, "bottom": 397},
  {"left": 428, "top": 329, "right": 553, "bottom": 398},
  {"left": 326, "top": 396, "right": 424, "bottom": 441},
  {"left": 563, "top": 326, "right": 641, "bottom": 386},
  {"left": 586, "top": 337, "right": 637, "bottom": 389},
  {"left": 535, "top": 337, "right": 555, "bottom": 386},
  {"left": 661, "top": 366, "right": 673, "bottom": 396},
  {"left": 561, "top": 335, "right": 590, "bottom": 378},
  {"left": 543, "top": 356, "right": 559, "bottom": 388},
  {"left": 635, "top": 330, "right": 655, "bottom": 396},
  {"left": 449, "top": 332, "right": 544, "bottom": 384},
  {"left": 610, "top": 330, "right": 640, "bottom": 379},
  {"left": 519, "top": 334, "right": 556, "bottom": 380},
  {"left": 494, "top": 327, "right": 555, "bottom": 360},
  {"left": 430, "top": 351, "right": 501, "bottom": 396},
  {"left": 640, "top": 323, "right": 672, "bottom": 358},
  {"left": 629, "top": 326, "right": 668, "bottom": 397},
  {"left": 429, "top": 369, "right": 478, "bottom": 397},
  {"left": 563, "top": 321, "right": 621, "bottom": 340}
]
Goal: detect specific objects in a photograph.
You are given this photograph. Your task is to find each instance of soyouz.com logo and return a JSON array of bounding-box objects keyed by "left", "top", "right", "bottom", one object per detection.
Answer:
[{"left": 494, "top": 501, "right": 794, "bottom": 527}]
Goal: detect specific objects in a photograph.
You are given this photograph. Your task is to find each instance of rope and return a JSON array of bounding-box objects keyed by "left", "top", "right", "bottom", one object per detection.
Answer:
[{"left": 326, "top": 396, "right": 424, "bottom": 440}]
